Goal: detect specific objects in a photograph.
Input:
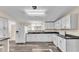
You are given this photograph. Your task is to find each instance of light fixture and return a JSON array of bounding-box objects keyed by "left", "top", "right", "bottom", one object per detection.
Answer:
[
  {"left": 32, "top": 6, "right": 37, "bottom": 10},
  {"left": 24, "top": 6, "right": 46, "bottom": 16}
]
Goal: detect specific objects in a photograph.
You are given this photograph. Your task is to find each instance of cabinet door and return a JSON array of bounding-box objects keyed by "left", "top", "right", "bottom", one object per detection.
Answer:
[
  {"left": 53, "top": 34, "right": 58, "bottom": 47},
  {"left": 57, "top": 36, "right": 65, "bottom": 51},
  {"left": 58, "top": 20, "right": 62, "bottom": 29},
  {"left": 61, "top": 17, "right": 66, "bottom": 29},
  {"left": 61, "top": 38, "right": 66, "bottom": 52},
  {"left": 67, "top": 39, "right": 79, "bottom": 52},
  {"left": 65, "top": 15, "right": 71, "bottom": 29},
  {"left": 56, "top": 20, "right": 59, "bottom": 29},
  {"left": 55, "top": 21, "right": 59, "bottom": 29},
  {"left": 52, "top": 34, "right": 55, "bottom": 45},
  {"left": 45, "top": 23, "right": 54, "bottom": 29},
  {"left": 58, "top": 36, "right": 61, "bottom": 49},
  {"left": 54, "top": 22, "right": 56, "bottom": 29},
  {"left": 55, "top": 20, "right": 61, "bottom": 29},
  {"left": 70, "top": 14, "right": 78, "bottom": 29}
]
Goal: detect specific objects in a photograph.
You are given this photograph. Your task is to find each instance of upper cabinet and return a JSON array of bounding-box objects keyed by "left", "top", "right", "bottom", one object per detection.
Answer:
[
  {"left": 70, "top": 14, "right": 78, "bottom": 29},
  {"left": 45, "top": 14, "right": 78, "bottom": 30},
  {"left": 0, "top": 18, "right": 8, "bottom": 37},
  {"left": 61, "top": 17, "right": 66, "bottom": 29},
  {"left": 55, "top": 14, "right": 78, "bottom": 30},
  {"left": 45, "top": 22, "right": 55, "bottom": 30},
  {"left": 54, "top": 19, "right": 62, "bottom": 29},
  {"left": 63, "top": 14, "right": 78, "bottom": 29}
]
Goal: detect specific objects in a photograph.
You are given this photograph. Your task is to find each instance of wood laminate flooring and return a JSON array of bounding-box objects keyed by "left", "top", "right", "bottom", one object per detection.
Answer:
[{"left": 9, "top": 40, "right": 60, "bottom": 52}]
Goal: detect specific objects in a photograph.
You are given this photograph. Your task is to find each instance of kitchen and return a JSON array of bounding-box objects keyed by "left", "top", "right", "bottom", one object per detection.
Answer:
[{"left": 0, "top": 6, "right": 79, "bottom": 52}]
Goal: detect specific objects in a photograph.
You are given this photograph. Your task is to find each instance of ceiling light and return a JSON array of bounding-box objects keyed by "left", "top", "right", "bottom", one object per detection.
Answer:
[
  {"left": 32, "top": 6, "right": 37, "bottom": 10},
  {"left": 25, "top": 9, "right": 46, "bottom": 16}
]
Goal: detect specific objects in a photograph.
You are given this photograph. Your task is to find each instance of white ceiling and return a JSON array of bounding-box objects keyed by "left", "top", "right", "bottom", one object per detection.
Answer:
[{"left": 0, "top": 6, "right": 76, "bottom": 24}]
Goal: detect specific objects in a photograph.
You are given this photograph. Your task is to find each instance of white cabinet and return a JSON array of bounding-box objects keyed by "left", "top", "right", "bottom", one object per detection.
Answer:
[
  {"left": 61, "top": 17, "right": 66, "bottom": 29},
  {"left": 54, "top": 20, "right": 62, "bottom": 29},
  {"left": 65, "top": 15, "right": 71, "bottom": 29},
  {"left": 45, "top": 23, "right": 55, "bottom": 29},
  {"left": 27, "top": 34, "right": 53, "bottom": 42},
  {"left": 58, "top": 36, "right": 66, "bottom": 52},
  {"left": 0, "top": 18, "right": 8, "bottom": 38},
  {"left": 70, "top": 14, "right": 78, "bottom": 29},
  {"left": 53, "top": 34, "right": 58, "bottom": 47},
  {"left": 61, "top": 38, "right": 66, "bottom": 52},
  {"left": 55, "top": 21, "right": 59, "bottom": 29},
  {"left": 57, "top": 35, "right": 79, "bottom": 52},
  {"left": 55, "top": 14, "right": 78, "bottom": 30},
  {"left": 66, "top": 39, "right": 79, "bottom": 52},
  {"left": 59, "top": 20, "right": 62, "bottom": 29},
  {"left": 58, "top": 36, "right": 61, "bottom": 49},
  {"left": 61, "top": 14, "right": 78, "bottom": 29},
  {"left": 27, "top": 34, "right": 36, "bottom": 42}
]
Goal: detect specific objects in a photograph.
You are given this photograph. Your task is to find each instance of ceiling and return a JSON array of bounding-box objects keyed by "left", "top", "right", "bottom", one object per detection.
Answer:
[{"left": 0, "top": 6, "right": 76, "bottom": 24}]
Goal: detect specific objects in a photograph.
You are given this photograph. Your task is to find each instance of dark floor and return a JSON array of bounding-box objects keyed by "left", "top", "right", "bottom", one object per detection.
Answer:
[{"left": 9, "top": 40, "right": 60, "bottom": 52}]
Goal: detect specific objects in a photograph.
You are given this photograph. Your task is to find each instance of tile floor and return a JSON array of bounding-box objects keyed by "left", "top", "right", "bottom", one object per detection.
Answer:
[{"left": 9, "top": 40, "right": 60, "bottom": 52}]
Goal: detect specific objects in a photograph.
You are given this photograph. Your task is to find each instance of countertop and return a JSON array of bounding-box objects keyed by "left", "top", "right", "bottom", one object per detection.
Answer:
[
  {"left": 0, "top": 37, "right": 10, "bottom": 41},
  {"left": 27, "top": 31, "right": 79, "bottom": 39},
  {"left": 27, "top": 32, "right": 59, "bottom": 34},
  {"left": 57, "top": 34, "right": 79, "bottom": 39}
]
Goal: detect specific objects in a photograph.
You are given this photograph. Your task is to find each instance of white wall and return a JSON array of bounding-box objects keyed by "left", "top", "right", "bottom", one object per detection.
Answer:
[{"left": 8, "top": 20, "right": 16, "bottom": 40}]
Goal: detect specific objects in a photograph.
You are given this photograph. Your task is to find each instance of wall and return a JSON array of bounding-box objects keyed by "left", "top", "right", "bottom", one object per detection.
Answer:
[{"left": 8, "top": 20, "right": 16, "bottom": 40}]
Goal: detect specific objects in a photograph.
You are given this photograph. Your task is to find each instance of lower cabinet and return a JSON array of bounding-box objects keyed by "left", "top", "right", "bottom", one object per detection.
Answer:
[
  {"left": 57, "top": 36, "right": 79, "bottom": 52},
  {"left": 27, "top": 34, "right": 53, "bottom": 42},
  {"left": 27, "top": 34, "right": 79, "bottom": 52},
  {"left": 53, "top": 34, "right": 58, "bottom": 47},
  {"left": 60, "top": 38, "right": 66, "bottom": 52},
  {"left": 51, "top": 34, "right": 66, "bottom": 52},
  {"left": 57, "top": 36, "right": 66, "bottom": 52},
  {"left": 66, "top": 39, "right": 79, "bottom": 52}
]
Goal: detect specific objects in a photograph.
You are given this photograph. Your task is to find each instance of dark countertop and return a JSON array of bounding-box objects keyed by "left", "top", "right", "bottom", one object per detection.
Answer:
[
  {"left": 27, "top": 31, "right": 79, "bottom": 39},
  {"left": 28, "top": 32, "right": 59, "bottom": 34},
  {"left": 57, "top": 34, "right": 79, "bottom": 39},
  {"left": 0, "top": 37, "right": 10, "bottom": 41}
]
